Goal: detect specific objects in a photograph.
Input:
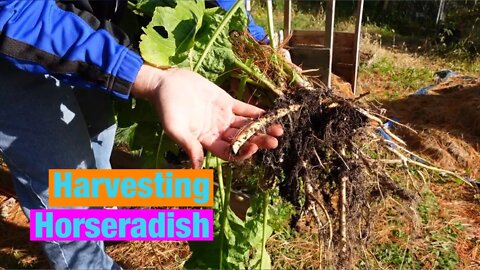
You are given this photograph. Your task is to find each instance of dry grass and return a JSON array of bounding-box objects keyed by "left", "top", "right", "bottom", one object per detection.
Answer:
[
  {"left": 382, "top": 82, "right": 480, "bottom": 177},
  {"left": 0, "top": 194, "right": 48, "bottom": 269},
  {"left": 107, "top": 241, "right": 190, "bottom": 269},
  {"left": 267, "top": 233, "right": 322, "bottom": 269},
  {"left": 355, "top": 34, "right": 480, "bottom": 270}
]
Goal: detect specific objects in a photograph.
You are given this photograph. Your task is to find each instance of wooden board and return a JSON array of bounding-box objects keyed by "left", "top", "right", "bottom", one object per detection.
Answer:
[
  {"left": 333, "top": 47, "right": 354, "bottom": 64},
  {"left": 289, "top": 31, "right": 355, "bottom": 49},
  {"left": 284, "top": 0, "right": 292, "bottom": 35},
  {"left": 289, "top": 30, "right": 359, "bottom": 92},
  {"left": 352, "top": 0, "right": 364, "bottom": 94},
  {"left": 284, "top": 0, "right": 364, "bottom": 94},
  {"left": 332, "top": 63, "right": 355, "bottom": 83}
]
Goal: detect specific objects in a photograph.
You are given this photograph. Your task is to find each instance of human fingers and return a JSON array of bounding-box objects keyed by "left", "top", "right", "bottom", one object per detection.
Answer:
[
  {"left": 167, "top": 130, "right": 204, "bottom": 169},
  {"left": 266, "top": 124, "right": 284, "bottom": 137},
  {"left": 206, "top": 139, "right": 259, "bottom": 162},
  {"left": 232, "top": 98, "right": 264, "bottom": 118},
  {"left": 221, "top": 128, "right": 278, "bottom": 150},
  {"left": 231, "top": 142, "right": 258, "bottom": 161},
  {"left": 230, "top": 116, "right": 252, "bottom": 129},
  {"left": 249, "top": 134, "right": 279, "bottom": 149}
]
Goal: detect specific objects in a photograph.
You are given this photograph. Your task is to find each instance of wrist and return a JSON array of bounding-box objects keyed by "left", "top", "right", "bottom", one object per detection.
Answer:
[{"left": 131, "top": 64, "right": 166, "bottom": 101}]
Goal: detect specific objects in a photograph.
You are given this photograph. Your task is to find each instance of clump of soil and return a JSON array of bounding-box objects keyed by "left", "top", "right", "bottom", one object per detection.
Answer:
[
  {"left": 262, "top": 89, "right": 367, "bottom": 199},
  {"left": 251, "top": 86, "right": 414, "bottom": 268}
]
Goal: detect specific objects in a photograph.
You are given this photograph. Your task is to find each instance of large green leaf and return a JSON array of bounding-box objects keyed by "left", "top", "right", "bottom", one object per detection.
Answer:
[
  {"left": 186, "top": 189, "right": 247, "bottom": 269},
  {"left": 139, "top": 0, "right": 205, "bottom": 67},
  {"left": 244, "top": 194, "right": 273, "bottom": 269},
  {"left": 189, "top": 7, "right": 248, "bottom": 83},
  {"left": 186, "top": 190, "right": 273, "bottom": 269}
]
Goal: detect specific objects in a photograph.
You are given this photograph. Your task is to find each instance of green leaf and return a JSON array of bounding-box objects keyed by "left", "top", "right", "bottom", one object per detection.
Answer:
[
  {"left": 203, "top": 154, "right": 227, "bottom": 169},
  {"left": 244, "top": 193, "right": 273, "bottom": 269},
  {"left": 115, "top": 122, "right": 138, "bottom": 147},
  {"left": 134, "top": 0, "right": 178, "bottom": 17},
  {"left": 189, "top": 6, "right": 248, "bottom": 82},
  {"left": 186, "top": 189, "right": 245, "bottom": 269},
  {"left": 140, "top": 0, "right": 205, "bottom": 67},
  {"left": 138, "top": 0, "right": 249, "bottom": 81},
  {"left": 187, "top": 189, "right": 273, "bottom": 269}
]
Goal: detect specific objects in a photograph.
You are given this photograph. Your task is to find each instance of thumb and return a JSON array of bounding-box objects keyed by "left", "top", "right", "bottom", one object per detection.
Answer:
[{"left": 175, "top": 133, "right": 205, "bottom": 169}]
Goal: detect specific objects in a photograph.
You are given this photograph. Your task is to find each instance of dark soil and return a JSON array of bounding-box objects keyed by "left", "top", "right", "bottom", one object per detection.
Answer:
[{"left": 253, "top": 87, "right": 415, "bottom": 268}]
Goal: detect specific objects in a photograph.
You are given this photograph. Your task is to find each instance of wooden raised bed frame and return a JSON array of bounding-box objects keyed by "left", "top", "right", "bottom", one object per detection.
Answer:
[{"left": 283, "top": 0, "right": 364, "bottom": 94}]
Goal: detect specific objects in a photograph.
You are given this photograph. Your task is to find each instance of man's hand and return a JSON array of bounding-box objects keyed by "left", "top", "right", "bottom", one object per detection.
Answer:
[{"left": 132, "top": 65, "right": 283, "bottom": 169}]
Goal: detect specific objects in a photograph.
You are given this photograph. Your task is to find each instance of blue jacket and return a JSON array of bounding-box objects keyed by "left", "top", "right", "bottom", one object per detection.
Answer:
[
  {"left": 0, "top": 0, "right": 266, "bottom": 99},
  {"left": 207, "top": 0, "right": 266, "bottom": 42}
]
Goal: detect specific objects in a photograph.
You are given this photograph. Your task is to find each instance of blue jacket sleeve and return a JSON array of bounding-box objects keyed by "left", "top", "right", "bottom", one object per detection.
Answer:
[
  {"left": 0, "top": 0, "right": 143, "bottom": 99},
  {"left": 215, "top": 0, "right": 267, "bottom": 42}
]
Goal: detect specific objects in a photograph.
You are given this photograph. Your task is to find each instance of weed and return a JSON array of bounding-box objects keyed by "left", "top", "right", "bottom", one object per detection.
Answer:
[
  {"left": 268, "top": 191, "right": 296, "bottom": 235},
  {"left": 365, "top": 56, "right": 396, "bottom": 75},
  {"left": 391, "top": 67, "right": 433, "bottom": 90},
  {"left": 363, "top": 56, "right": 434, "bottom": 95},
  {"left": 426, "top": 224, "right": 462, "bottom": 269},
  {"left": 373, "top": 242, "right": 423, "bottom": 269},
  {"left": 417, "top": 190, "right": 439, "bottom": 224},
  {"left": 0, "top": 251, "right": 42, "bottom": 269}
]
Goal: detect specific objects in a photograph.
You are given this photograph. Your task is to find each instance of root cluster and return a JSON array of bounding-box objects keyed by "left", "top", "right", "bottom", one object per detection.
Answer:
[
  {"left": 254, "top": 88, "right": 415, "bottom": 267},
  {"left": 231, "top": 31, "right": 422, "bottom": 268}
]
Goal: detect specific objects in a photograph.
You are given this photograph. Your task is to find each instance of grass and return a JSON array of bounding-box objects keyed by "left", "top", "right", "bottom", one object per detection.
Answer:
[
  {"left": 353, "top": 30, "right": 478, "bottom": 268},
  {"left": 250, "top": 1, "right": 360, "bottom": 33},
  {"left": 370, "top": 242, "right": 422, "bottom": 269},
  {"left": 418, "top": 191, "right": 439, "bottom": 224},
  {"left": 356, "top": 175, "right": 464, "bottom": 269},
  {"left": 360, "top": 55, "right": 435, "bottom": 100},
  {"left": 109, "top": 5, "right": 480, "bottom": 270},
  {"left": 359, "top": 31, "right": 479, "bottom": 102},
  {"left": 250, "top": 2, "right": 324, "bottom": 31},
  {"left": 267, "top": 231, "right": 322, "bottom": 270},
  {"left": 365, "top": 46, "right": 478, "bottom": 269}
]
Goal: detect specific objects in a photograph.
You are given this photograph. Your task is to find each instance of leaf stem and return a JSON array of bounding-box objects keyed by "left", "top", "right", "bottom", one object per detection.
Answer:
[
  {"left": 280, "top": 57, "right": 312, "bottom": 89},
  {"left": 217, "top": 160, "right": 225, "bottom": 206},
  {"left": 217, "top": 162, "right": 233, "bottom": 270},
  {"left": 231, "top": 73, "right": 268, "bottom": 89},
  {"left": 127, "top": 1, "right": 136, "bottom": 11},
  {"left": 266, "top": 0, "right": 276, "bottom": 49},
  {"left": 205, "top": 151, "right": 212, "bottom": 169},
  {"left": 260, "top": 191, "right": 269, "bottom": 267},
  {"left": 237, "top": 75, "right": 248, "bottom": 100},
  {"left": 193, "top": 0, "right": 244, "bottom": 72},
  {"left": 217, "top": 162, "right": 225, "bottom": 270},
  {"left": 234, "top": 58, "right": 282, "bottom": 96},
  {"left": 155, "top": 129, "right": 165, "bottom": 168},
  {"left": 224, "top": 167, "right": 233, "bottom": 214}
]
